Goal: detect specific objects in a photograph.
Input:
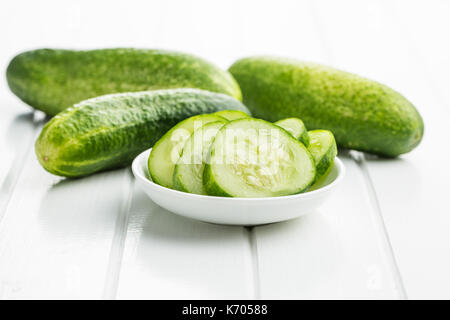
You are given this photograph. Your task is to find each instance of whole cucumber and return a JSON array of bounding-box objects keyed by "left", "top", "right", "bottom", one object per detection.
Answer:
[
  {"left": 35, "top": 89, "right": 250, "bottom": 177},
  {"left": 7, "top": 48, "right": 242, "bottom": 115},
  {"left": 229, "top": 57, "right": 424, "bottom": 157}
]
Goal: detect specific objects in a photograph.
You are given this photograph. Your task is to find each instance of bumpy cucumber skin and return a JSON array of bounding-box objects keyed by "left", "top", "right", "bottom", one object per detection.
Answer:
[
  {"left": 274, "top": 117, "right": 310, "bottom": 147},
  {"left": 7, "top": 48, "right": 242, "bottom": 115},
  {"left": 203, "top": 119, "right": 316, "bottom": 198},
  {"left": 229, "top": 57, "right": 424, "bottom": 157},
  {"left": 35, "top": 89, "right": 249, "bottom": 178},
  {"left": 308, "top": 130, "right": 338, "bottom": 181}
]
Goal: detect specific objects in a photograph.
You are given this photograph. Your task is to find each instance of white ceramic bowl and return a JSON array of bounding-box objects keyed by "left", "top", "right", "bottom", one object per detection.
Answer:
[{"left": 132, "top": 148, "right": 345, "bottom": 226}]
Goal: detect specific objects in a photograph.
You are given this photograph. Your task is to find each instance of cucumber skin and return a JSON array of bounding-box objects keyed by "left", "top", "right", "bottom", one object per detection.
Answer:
[
  {"left": 299, "top": 131, "right": 310, "bottom": 147},
  {"left": 308, "top": 130, "right": 338, "bottom": 180},
  {"left": 173, "top": 121, "right": 228, "bottom": 194},
  {"left": 229, "top": 57, "right": 424, "bottom": 157},
  {"left": 274, "top": 117, "right": 310, "bottom": 147},
  {"left": 173, "top": 173, "right": 190, "bottom": 193},
  {"left": 35, "top": 89, "right": 249, "bottom": 178},
  {"left": 213, "top": 110, "right": 250, "bottom": 121},
  {"left": 314, "top": 141, "right": 337, "bottom": 180},
  {"left": 203, "top": 162, "right": 233, "bottom": 197},
  {"left": 149, "top": 114, "right": 227, "bottom": 188},
  {"left": 7, "top": 48, "right": 242, "bottom": 116}
]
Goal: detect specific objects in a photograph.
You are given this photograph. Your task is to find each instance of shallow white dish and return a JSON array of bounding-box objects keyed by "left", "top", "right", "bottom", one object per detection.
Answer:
[{"left": 132, "top": 148, "right": 345, "bottom": 226}]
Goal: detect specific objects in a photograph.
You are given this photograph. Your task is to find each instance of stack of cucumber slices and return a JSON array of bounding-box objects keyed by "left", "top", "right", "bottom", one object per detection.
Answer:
[{"left": 148, "top": 110, "right": 337, "bottom": 198}]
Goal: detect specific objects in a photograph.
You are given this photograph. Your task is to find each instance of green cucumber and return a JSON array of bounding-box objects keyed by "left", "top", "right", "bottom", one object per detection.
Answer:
[
  {"left": 35, "top": 89, "right": 249, "bottom": 178},
  {"left": 213, "top": 110, "right": 250, "bottom": 121},
  {"left": 229, "top": 56, "right": 424, "bottom": 157},
  {"left": 149, "top": 114, "right": 227, "bottom": 188},
  {"left": 275, "top": 117, "right": 310, "bottom": 146},
  {"left": 204, "top": 118, "right": 316, "bottom": 197},
  {"left": 307, "top": 130, "right": 337, "bottom": 181},
  {"left": 7, "top": 48, "right": 242, "bottom": 116},
  {"left": 173, "top": 121, "right": 228, "bottom": 194}
]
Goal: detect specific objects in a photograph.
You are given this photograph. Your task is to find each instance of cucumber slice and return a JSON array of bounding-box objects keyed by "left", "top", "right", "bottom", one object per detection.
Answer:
[
  {"left": 275, "top": 117, "right": 310, "bottom": 146},
  {"left": 204, "top": 119, "right": 316, "bottom": 197},
  {"left": 213, "top": 110, "right": 250, "bottom": 121},
  {"left": 149, "top": 114, "right": 227, "bottom": 188},
  {"left": 173, "top": 121, "right": 227, "bottom": 194},
  {"left": 307, "top": 130, "right": 337, "bottom": 181}
]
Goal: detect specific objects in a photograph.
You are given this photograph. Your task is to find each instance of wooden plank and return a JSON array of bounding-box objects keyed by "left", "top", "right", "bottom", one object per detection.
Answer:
[
  {"left": 116, "top": 185, "right": 255, "bottom": 299},
  {"left": 255, "top": 155, "right": 401, "bottom": 299},
  {"left": 0, "top": 146, "right": 131, "bottom": 298},
  {"left": 313, "top": 0, "right": 450, "bottom": 298},
  {"left": 0, "top": 103, "right": 38, "bottom": 223}
]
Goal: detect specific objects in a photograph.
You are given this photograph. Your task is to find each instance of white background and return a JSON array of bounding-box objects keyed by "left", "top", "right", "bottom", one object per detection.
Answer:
[{"left": 0, "top": 0, "right": 449, "bottom": 299}]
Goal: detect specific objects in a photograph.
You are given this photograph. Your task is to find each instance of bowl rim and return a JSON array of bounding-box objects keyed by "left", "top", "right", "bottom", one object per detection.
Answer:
[{"left": 132, "top": 148, "right": 345, "bottom": 202}]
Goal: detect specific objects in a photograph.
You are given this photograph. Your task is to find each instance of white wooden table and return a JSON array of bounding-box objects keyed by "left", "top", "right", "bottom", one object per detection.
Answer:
[{"left": 0, "top": 0, "right": 449, "bottom": 299}]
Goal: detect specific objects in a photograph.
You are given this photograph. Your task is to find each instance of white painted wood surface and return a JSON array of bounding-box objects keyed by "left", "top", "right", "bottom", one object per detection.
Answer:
[{"left": 0, "top": 0, "right": 448, "bottom": 299}]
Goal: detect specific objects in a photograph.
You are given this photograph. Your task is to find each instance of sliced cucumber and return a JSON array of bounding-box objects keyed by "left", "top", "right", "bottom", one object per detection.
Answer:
[
  {"left": 307, "top": 130, "right": 337, "bottom": 181},
  {"left": 204, "top": 119, "right": 316, "bottom": 197},
  {"left": 213, "top": 110, "right": 250, "bottom": 121},
  {"left": 274, "top": 117, "right": 310, "bottom": 147},
  {"left": 173, "top": 121, "right": 227, "bottom": 194},
  {"left": 149, "top": 114, "right": 227, "bottom": 188}
]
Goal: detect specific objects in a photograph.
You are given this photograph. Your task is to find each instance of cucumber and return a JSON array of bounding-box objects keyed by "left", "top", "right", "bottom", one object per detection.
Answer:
[
  {"left": 7, "top": 48, "right": 242, "bottom": 115},
  {"left": 229, "top": 57, "right": 424, "bottom": 157},
  {"left": 213, "top": 110, "right": 250, "bottom": 121},
  {"left": 275, "top": 117, "right": 310, "bottom": 146},
  {"left": 173, "top": 121, "right": 228, "bottom": 194},
  {"left": 308, "top": 130, "right": 337, "bottom": 181},
  {"left": 204, "top": 118, "right": 316, "bottom": 197},
  {"left": 35, "top": 89, "right": 249, "bottom": 178},
  {"left": 149, "top": 114, "right": 227, "bottom": 188}
]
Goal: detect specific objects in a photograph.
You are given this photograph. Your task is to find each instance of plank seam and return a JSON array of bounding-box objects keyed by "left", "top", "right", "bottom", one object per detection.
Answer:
[
  {"left": 0, "top": 111, "right": 44, "bottom": 227},
  {"left": 102, "top": 168, "right": 134, "bottom": 299},
  {"left": 351, "top": 151, "right": 408, "bottom": 299},
  {"left": 246, "top": 227, "right": 261, "bottom": 300},
  {"left": 309, "top": 0, "right": 408, "bottom": 299}
]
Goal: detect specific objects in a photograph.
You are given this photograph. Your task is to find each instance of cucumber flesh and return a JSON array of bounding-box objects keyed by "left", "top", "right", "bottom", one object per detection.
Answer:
[
  {"left": 173, "top": 121, "right": 227, "bottom": 194},
  {"left": 204, "top": 118, "right": 316, "bottom": 197},
  {"left": 307, "top": 130, "right": 337, "bottom": 181},
  {"left": 149, "top": 114, "right": 227, "bottom": 188},
  {"left": 275, "top": 117, "right": 310, "bottom": 147},
  {"left": 213, "top": 110, "right": 250, "bottom": 121}
]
